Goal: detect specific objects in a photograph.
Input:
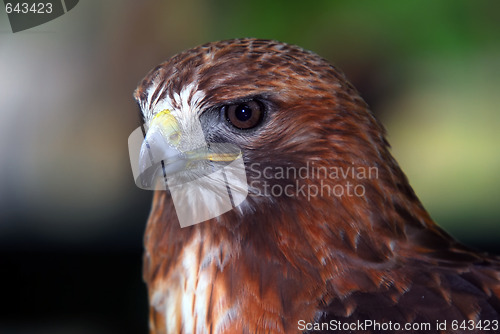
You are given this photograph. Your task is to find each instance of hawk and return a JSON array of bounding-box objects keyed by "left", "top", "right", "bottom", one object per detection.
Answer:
[{"left": 133, "top": 38, "right": 500, "bottom": 334}]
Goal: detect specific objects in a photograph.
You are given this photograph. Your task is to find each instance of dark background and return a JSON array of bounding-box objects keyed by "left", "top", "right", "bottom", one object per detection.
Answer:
[{"left": 0, "top": 1, "right": 499, "bottom": 333}]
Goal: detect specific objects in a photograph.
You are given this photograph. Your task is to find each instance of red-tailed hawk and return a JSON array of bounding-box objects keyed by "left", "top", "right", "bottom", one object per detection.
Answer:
[{"left": 133, "top": 39, "right": 500, "bottom": 334}]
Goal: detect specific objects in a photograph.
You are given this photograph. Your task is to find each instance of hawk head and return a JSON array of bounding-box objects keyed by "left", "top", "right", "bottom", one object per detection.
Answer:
[
  {"left": 133, "top": 38, "right": 411, "bottom": 229},
  {"left": 132, "top": 39, "right": 500, "bottom": 334}
]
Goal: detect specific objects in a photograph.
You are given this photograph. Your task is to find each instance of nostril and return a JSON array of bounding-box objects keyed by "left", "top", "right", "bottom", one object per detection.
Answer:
[{"left": 169, "top": 132, "right": 180, "bottom": 144}]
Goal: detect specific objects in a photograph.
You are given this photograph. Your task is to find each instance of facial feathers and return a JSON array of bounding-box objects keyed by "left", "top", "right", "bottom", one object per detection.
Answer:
[{"left": 134, "top": 38, "right": 500, "bottom": 334}]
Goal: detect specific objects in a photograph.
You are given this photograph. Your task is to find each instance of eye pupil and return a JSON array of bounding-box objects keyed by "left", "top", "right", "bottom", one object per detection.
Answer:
[
  {"left": 235, "top": 104, "right": 252, "bottom": 122},
  {"left": 224, "top": 99, "right": 264, "bottom": 130}
]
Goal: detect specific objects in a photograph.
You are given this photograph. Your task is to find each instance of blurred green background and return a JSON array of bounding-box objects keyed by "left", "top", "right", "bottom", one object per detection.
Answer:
[{"left": 0, "top": 1, "right": 499, "bottom": 333}]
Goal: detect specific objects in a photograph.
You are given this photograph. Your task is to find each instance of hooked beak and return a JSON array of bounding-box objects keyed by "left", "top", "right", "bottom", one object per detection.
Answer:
[{"left": 137, "top": 109, "right": 241, "bottom": 189}]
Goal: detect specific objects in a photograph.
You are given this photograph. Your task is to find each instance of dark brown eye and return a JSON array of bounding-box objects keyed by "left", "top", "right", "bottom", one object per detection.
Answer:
[{"left": 225, "top": 100, "right": 264, "bottom": 129}]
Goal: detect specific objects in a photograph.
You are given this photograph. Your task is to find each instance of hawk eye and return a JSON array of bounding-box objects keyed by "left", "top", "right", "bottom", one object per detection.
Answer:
[{"left": 225, "top": 100, "right": 264, "bottom": 130}]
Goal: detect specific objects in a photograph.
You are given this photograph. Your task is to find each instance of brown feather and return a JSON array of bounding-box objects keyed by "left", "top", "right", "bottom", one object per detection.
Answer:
[{"left": 136, "top": 38, "right": 500, "bottom": 334}]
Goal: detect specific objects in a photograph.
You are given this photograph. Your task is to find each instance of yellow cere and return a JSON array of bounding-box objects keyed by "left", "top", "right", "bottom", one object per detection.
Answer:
[
  {"left": 151, "top": 109, "right": 241, "bottom": 162},
  {"left": 151, "top": 109, "right": 181, "bottom": 146}
]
